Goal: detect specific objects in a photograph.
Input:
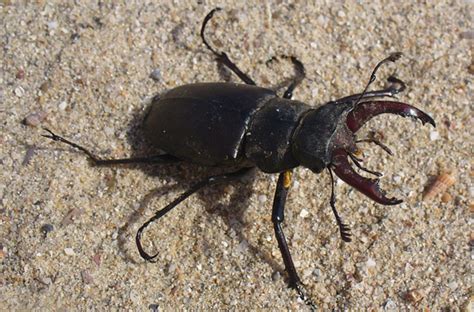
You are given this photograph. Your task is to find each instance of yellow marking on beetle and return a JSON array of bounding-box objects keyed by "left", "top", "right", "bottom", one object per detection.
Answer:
[
  {"left": 353, "top": 148, "right": 363, "bottom": 158},
  {"left": 283, "top": 171, "right": 292, "bottom": 188}
]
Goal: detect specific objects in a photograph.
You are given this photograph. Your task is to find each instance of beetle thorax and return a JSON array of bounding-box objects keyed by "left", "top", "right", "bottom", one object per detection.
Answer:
[{"left": 291, "top": 102, "right": 356, "bottom": 173}]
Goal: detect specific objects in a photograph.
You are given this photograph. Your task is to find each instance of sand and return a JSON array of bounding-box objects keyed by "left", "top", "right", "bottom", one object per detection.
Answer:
[{"left": 1, "top": 1, "right": 472, "bottom": 310}]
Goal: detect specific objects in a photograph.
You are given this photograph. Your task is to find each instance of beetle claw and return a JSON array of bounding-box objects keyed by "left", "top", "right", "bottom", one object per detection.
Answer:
[
  {"left": 346, "top": 101, "right": 436, "bottom": 133},
  {"left": 136, "top": 225, "right": 159, "bottom": 263},
  {"left": 331, "top": 149, "right": 402, "bottom": 205}
]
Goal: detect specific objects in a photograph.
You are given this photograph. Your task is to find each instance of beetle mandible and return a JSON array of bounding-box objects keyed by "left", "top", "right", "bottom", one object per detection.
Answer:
[{"left": 43, "top": 8, "right": 435, "bottom": 307}]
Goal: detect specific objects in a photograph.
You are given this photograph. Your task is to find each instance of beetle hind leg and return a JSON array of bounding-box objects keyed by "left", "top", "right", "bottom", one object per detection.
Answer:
[
  {"left": 136, "top": 167, "right": 254, "bottom": 261},
  {"left": 201, "top": 8, "right": 257, "bottom": 85},
  {"left": 42, "top": 128, "right": 181, "bottom": 166}
]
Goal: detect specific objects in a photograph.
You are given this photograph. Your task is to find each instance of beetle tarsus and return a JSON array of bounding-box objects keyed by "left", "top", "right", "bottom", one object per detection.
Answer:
[
  {"left": 294, "top": 281, "right": 318, "bottom": 310},
  {"left": 200, "top": 7, "right": 222, "bottom": 56},
  {"left": 43, "top": 128, "right": 181, "bottom": 166},
  {"left": 265, "top": 55, "right": 306, "bottom": 99},
  {"left": 328, "top": 168, "right": 352, "bottom": 242},
  {"left": 200, "top": 7, "right": 257, "bottom": 85},
  {"left": 42, "top": 128, "right": 101, "bottom": 164}
]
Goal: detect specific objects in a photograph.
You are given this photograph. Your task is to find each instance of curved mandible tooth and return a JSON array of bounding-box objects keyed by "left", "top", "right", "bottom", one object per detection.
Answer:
[
  {"left": 331, "top": 149, "right": 402, "bottom": 205},
  {"left": 346, "top": 101, "right": 436, "bottom": 132}
]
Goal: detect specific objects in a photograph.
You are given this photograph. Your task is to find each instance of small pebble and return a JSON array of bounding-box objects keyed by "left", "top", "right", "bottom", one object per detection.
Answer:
[
  {"left": 40, "top": 223, "right": 54, "bottom": 237},
  {"left": 299, "top": 208, "right": 309, "bottom": 218},
  {"left": 39, "top": 81, "right": 50, "bottom": 93},
  {"left": 148, "top": 303, "right": 159, "bottom": 312},
  {"left": 47, "top": 21, "right": 58, "bottom": 30},
  {"left": 441, "top": 192, "right": 452, "bottom": 203},
  {"left": 403, "top": 288, "right": 424, "bottom": 304},
  {"left": 14, "top": 86, "right": 25, "bottom": 97},
  {"left": 58, "top": 101, "right": 67, "bottom": 110},
  {"left": 383, "top": 298, "right": 397, "bottom": 311},
  {"left": 257, "top": 194, "right": 267, "bottom": 203},
  {"left": 366, "top": 258, "right": 376, "bottom": 268},
  {"left": 393, "top": 175, "right": 402, "bottom": 184},
  {"left": 149, "top": 68, "right": 162, "bottom": 81},
  {"left": 39, "top": 277, "right": 52, "bottom": 285},
  {"left": 272, "top": 271, "right": 281, "bottom": 282},
  {"left": 459, "top": 31, "right": 474, "bottom": 40},
  {"left": 92, "top": 253, "right": 102, "bottom": 266},
  {"left": 429, "top": 130, "right": 439, "bottom": 141},
  {"left": 22, "top": 146, "right": 36, "bottom": 166},
  {"left": 81, "top": 270, "right": 94, "bottom": 284},
  {"left": 23, "top": 111, "right": 47, "bottom": 127},
  {"left": 64, "top": 247, "right": 75, "bottom": 256},
  {"left": 16, "top": 69, "right": 25, "bottom": 80},
  {"left": 61, "top": 208, "right": 83, "bottom": 226},
  {"left": 104, "top": 126, "right": 114, "bottom": 136}
]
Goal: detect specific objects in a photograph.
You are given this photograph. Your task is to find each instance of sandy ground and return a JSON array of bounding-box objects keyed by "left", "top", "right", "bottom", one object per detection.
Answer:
[{"left": 1, "top": 1, "right": 472, "bottom": 311}]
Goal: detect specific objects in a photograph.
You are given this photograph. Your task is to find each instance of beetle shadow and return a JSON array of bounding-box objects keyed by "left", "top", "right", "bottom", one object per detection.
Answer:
[{"left": 116, "top": 103, "right": 284, "bottom": 274}]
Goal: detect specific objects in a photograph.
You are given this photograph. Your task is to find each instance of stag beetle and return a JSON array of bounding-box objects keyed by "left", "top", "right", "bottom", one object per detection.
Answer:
[{"left": 43, "top": 8, "right": 435, "bottom": 308}]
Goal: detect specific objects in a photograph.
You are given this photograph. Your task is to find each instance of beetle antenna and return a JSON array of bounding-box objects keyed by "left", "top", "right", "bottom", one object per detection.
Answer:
[
  {"left": 328, "top": 168, "right": 352, "bottom": 242},
  {"left": 354, "top": 52, "right": 403, "bottom": 107}
]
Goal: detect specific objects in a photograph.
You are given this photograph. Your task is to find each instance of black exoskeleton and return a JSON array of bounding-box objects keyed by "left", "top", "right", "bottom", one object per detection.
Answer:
[{"left": 43, "top": 8, "right": 435, "bottom": 309}]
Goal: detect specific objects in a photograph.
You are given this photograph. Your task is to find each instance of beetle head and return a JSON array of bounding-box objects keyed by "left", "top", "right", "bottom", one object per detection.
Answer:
[
  {"left": 292, "top": 101, "right": 355, "bottom": 173},
  {"left": 293, "top": 100, "right": 435, "bottom": 205}
]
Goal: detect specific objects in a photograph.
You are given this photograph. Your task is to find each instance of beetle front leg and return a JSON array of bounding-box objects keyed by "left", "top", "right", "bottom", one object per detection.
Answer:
[
  {"left": 272, "top": 170, "right": 317, "bottom": 309},
  {"left": 265, "top": 55, "right": 306, "bottom": 99}
]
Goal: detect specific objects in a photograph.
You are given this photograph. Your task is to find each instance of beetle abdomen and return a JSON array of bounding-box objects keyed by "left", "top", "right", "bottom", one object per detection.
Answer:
[
  {"left": 143, "top": 83, "right": 276, "bottom": 166},
  {"left": 245, "top": 98, "right": 310, "bottom": 173}
]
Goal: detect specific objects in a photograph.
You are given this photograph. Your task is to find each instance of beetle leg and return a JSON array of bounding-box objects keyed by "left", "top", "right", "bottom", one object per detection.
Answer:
[
  {"left": 136, "top": 167, "right": 254, "bottom": 262},
  {"left": 272, "top": 170, "right": 317, "bottom": 309},
  {"left": 266, "top": 55, "right": 306, "bottom": 99},
  {"left": 327, "top": 168, "right": 352, "bottom": 242},
  {"left": 201, "top": 8, "right": 257, "bottom": 85},
  {"left": 42, "top": 128, "right": 181, "bottom": 165},
  {"left": 283, "top": 56, "right": 306, "bottom": 99}
]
